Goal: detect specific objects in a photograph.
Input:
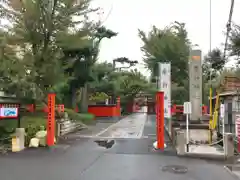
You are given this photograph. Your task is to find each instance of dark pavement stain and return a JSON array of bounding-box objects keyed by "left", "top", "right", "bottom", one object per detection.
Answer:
[
  {"left": 94, "top": 140, "right": 115, "bottom": 149},
  {"left": 162, "top": 165, "right": 188, "bottom": 174}
]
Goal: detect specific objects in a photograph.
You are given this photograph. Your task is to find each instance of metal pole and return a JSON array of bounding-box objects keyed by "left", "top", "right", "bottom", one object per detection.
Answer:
[
  {"left": 186, "top": 113, "right": 189, "bottom": 152},
  {"left": 208, "top": 0, "right": 213, "bottom": 144},
  {"left": 222, "top": 116, "right": 225, "bottom": 135}
]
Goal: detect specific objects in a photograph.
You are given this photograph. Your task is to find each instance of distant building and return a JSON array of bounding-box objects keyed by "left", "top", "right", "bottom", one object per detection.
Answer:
[{"left": 0, "top": 91, "right": 18, "bottom": 103}]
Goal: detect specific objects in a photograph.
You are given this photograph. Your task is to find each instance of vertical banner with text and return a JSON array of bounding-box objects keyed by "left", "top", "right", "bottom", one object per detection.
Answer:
[{"left": 158, "top": 63, "right": 171, "bottom": 119}]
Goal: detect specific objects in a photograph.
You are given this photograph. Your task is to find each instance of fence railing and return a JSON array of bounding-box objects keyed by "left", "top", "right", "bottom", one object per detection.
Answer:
[{"left": 57, "top": 120, "right": 82, "bottom": 136}]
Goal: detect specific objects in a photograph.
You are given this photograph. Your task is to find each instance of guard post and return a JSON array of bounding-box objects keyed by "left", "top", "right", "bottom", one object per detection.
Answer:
[{"left": 183, "top": 101, "right": 192, "bottom": 152}]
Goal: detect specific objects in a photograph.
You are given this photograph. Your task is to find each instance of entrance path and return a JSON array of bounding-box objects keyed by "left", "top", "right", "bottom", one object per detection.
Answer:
[
  {"left": 0, "top": 113, "right": 237, "bottom": 180},
  {"left": 95, "top": 113, "right": 147, "bottom": 139}
]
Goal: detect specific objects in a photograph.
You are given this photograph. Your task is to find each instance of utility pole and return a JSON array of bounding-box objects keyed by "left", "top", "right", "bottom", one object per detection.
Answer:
[{"left": 223, "top": 0, "right": 235, "bottom": 60}]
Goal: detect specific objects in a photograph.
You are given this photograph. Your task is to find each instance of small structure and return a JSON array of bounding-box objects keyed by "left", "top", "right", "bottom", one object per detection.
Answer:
[{"left": 211, "top": 76, "right": 240, "bottom": 135}]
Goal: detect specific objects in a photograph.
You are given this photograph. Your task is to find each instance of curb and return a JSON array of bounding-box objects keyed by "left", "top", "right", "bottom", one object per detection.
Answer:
[
  {"left": 223, "top": 165, "right": 240, "bottom": 179},
  {"left": 177, "top": 153, "right": 226, "bottom": 161}
]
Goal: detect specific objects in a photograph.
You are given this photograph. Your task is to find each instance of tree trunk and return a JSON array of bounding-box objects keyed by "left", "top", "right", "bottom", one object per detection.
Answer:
[
  {"left": 71, "top": 88, "right": 77, "bottom": 109},
  {"left": 80, "top": 83, "right": 88, "bottom": 113}
]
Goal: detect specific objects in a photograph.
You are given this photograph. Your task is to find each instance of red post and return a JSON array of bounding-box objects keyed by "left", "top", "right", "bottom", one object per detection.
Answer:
[
  {"left": 156, "top": 92, "right": 164, "bottom": 149},
  {"left": 116, "top": 97, "right": 121, "bottom": 116},
  {"left": 47, "top": 93, "right": 56, "bottom": 146}
]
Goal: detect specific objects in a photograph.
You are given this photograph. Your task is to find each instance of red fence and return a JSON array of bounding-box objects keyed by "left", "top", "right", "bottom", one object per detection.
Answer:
[
  {"left": 87, "top": 97, "right": 121, "bottom": 118},
  {"left": 171, "top": 104, "right": 207, "bottom": 115}
]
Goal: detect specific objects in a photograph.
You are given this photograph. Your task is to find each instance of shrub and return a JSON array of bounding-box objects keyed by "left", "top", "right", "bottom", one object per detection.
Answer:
[
  {"left": 64, "top": 108, "right": 95, "bottom": 124},
  {"left": 25, "top": 124, "right": 42, "bottom": 145}
]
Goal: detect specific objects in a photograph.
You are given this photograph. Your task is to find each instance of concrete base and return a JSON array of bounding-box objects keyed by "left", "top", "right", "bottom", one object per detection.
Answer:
[
  {"left": 174, "top": 128, "right": 230, "bottom": 161},
  {"left": 178, "top": 153, "right": 225, "bottom": 161},
  {"left": 15, "top": 128, "right": 25, "bottom": 151},
  {"left": 153, "top": 141, "right": 166, "bottom": 149},
  {"left": 224, "top": 165, "right": 240, "bottom": 179},
  {"left": 177, "top": 144, "right": 225, "bottom": 161}
]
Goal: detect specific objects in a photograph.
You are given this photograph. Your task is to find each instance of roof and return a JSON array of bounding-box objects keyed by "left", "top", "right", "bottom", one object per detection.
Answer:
[{"left": 210, "top": 91, "right": 239, "bottom": 100}]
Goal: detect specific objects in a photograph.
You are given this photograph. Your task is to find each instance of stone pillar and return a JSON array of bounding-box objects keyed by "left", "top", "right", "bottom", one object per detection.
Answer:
[
  {"left": 189, "top": 50, "right": 202, "bottom": 121},
  {"left": 15, "top": 128, "right": 25, "bottom": 151},
  {"left": 223, "top": 133, "right": 234, "bottom": 160},
  {"left": 176, "top": 131, "right": 185, "bottom": 155}
]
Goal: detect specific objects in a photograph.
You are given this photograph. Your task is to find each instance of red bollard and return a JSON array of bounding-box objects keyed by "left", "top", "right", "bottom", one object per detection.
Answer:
[
  {"left": 156, "top": 91, "right": 164, "bottom": 149},
  {"left": 47, "top": 93, "right": 55, "bottom": 146}
]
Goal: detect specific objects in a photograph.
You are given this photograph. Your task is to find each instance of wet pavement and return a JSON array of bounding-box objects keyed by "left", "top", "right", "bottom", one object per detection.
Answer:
[
  {"left": 96, "top": 113, "right": 147, "bottom": 139},
  {"left": 0, "top": 113, "right": 237, "bottom": 180}
]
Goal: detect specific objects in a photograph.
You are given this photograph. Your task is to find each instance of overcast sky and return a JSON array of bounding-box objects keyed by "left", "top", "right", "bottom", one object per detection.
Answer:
[{"left": 91, "top": 0, "right": 240, "bottom": 76}]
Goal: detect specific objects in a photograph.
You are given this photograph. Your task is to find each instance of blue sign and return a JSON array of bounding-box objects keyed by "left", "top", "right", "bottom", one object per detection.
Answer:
[{"left": 0, "top": 108, "right": 18, "bottom": 118}]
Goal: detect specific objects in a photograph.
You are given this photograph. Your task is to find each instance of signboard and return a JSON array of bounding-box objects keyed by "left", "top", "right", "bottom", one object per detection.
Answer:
[
  {"left": 236, "top": 115, "right": 240, "bottom": 137},
  {"left": 236, "top": 114, "right": 240, "bottom": 152},
  {"left": 0, "top": 107, "right": 18, "bottom": 118},
  {"left": 158, "top": 63, "right": 171, "bottom": 118},
  {"left": 183, "top": 102, "right": 192, "bottom": 114},
  {"left": 220, "top": 104, "right": 224, "bottom": 118}
]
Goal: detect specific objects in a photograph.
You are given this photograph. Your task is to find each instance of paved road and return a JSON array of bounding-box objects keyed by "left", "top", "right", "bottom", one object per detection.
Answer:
[
  {"left": 0, "top": 113, "right": 237, "bottom": 180},
  {"left": 96, "top": 113, "right": 147, "bottom": 138}
]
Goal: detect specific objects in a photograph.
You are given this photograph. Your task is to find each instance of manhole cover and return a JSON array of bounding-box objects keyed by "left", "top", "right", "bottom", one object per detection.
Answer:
[{"left": 162, "top": 165, "right": 188, "bottom": 174}]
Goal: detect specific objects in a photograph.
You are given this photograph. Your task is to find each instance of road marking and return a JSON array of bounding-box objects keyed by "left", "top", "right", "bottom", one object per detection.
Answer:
[
  {"left": 95, "top": 115, "right": 134, "bottom": 137},
  {"left": 76, "top": 135, "right": 148, "bottom": 140},
  {"left": 96, "top": 114, "right": 147, "bottom": 139},
  {"left": 138, "top": 117, "right": 147, "bottom": 138}
]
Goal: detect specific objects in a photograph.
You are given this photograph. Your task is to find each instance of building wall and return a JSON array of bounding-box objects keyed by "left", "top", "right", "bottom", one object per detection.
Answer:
[{"left": 220, "top": 95, "right": 240, "bottom": 136}]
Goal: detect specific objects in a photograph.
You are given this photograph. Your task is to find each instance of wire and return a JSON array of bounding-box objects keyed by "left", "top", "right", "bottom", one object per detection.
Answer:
[
  {"left": 98, "top": 1, "right": 114, "bottom": 26},
  {"left": 209, "top": 0, "right": 213, "bottom": 86},
  {"left": 209, "top": 0, "right": 212, "bottom": 54}
]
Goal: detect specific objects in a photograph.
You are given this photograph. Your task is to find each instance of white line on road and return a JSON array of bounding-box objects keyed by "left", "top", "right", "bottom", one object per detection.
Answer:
[
  {"left": 137, "top": 115, "right": 148, "bottom": 138},
  {"left": 95, "top": 113, "right": 147, "bottom": 139},
  {"left": 94, "top": 115, "right": 134, "bottom": 137}
]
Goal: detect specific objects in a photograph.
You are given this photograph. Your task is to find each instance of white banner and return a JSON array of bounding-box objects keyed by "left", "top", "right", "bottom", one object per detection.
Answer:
[{"left": 158, "top": 63, "right": 171, "bottom": 118}]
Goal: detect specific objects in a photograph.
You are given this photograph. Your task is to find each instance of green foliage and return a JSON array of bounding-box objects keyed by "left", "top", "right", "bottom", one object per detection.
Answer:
[
  {"left": 202, "top": 48, "right": 225, "bottom": 82},
  {"left": 64, "top": 108, "right": 95, "bottom": 124},
  {"left": 138, "top": 22, "right": 191, "bottom": 105},
  {"left": 89, "top": 62, "right": 152, "bottom": 106},
  {"left": 25, "top": 124, "right": 42, "bottom": 145},
  {"left": 171, "top": 82, "right": 189, "bottom": 104},
  {"left": 229, "top": 24, "right": 240, "bottom": 60},
  {"left": 139, "top": 22, "right": 190, "bottom": 86},
  {"left": 0, "top": 0, "right": 98, "bottom": 103},
  {"left": 61, "top": 27, "right": 117, "bottom": 110},
  {"left": 89, "top": 92, "right": 109, "bottom": 102},
  {"left": 113, "top": 57, "right": 138, "bottom": 69}
]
